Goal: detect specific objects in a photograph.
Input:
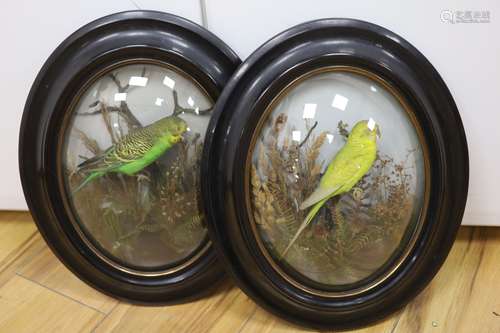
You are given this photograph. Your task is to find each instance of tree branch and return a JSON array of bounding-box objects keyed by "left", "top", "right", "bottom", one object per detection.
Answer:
[
  {"left": 171, "top": 90, "right": 212, "bottom": 116},
  {"left": 299, "top": 121, "right": 318, "bottom": 148},
  {"left": 100, "top": 103, "right": 118, "bottom": 144}
]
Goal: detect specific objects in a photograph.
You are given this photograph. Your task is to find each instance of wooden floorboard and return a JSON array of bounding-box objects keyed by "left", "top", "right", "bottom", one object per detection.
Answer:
[
  {"left": 0, "top": 212, "right": 498, "bottom": 332},
  {"left": 0, "top": 212, "right": 37, "bottom": 271},
  {"left": 17, "top": 243, "right": 117, "bottom": 314},
  {"left": 0, "top": 275, "right": 103, "bottom": 332}
]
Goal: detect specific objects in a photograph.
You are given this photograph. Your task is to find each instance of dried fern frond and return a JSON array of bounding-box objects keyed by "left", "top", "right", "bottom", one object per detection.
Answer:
[
  {"left": 257, "top": 143, "right": 269, "bottom": 176},
  {"left": 272, "top": 113, "right": 287, "bottom": 136},
  {"left": 74, "top": 128, "right": 102, "bottom": 155},
  {"left": 306, "top": 132, "right": 327, "bottom": 163}
]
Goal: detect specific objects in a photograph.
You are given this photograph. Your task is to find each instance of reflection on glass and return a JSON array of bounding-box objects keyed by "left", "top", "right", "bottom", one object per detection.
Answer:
[
  {"left": 250, "top": 69, "right": 425, "bottom": 286},
  {"left": 63, "top": 63, "right": 212, "bottom": 270}
]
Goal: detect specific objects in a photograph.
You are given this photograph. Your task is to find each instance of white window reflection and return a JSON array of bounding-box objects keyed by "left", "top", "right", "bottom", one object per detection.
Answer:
[
  {"left": 368, "top": 117, "right": 376, "bottom": 130},
  {"left": 128, "top": 76, "right": 148, "bottom": 87},
  {"left": 187, "top": 96, "right": 195, "bottom": 107},
  {"left": 155, "top": 97, "right": 164, "bottom": 106},
  {"left": 326, "top": 133, "right": 334, "bottom": 143},
  {"left": 292, "top": 130, "right": 301, "bottom": 142},
  {"left": 114, "top": 93, "right": 127, "bottom": 101},
  {"left": 163, "top": 76, "right": 175, "bottom": 89},
  {"left": 370, "top": 86, "right": 377, "bottom": 92},
  {"left": 331, "top": 94, "right": 349, "bottom": 111},
  {"left": 302, "top": 103, "right": 317, "bottom": 119}
]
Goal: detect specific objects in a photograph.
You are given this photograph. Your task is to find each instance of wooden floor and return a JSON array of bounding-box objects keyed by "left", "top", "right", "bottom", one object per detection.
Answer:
[{"left": 0, "top": 211, "right": 498, "bottom": 332}]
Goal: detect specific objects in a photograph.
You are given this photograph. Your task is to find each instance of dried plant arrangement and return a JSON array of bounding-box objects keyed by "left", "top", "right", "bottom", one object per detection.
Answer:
[
  {"left": 65, "top": 69, "right": 209, "bottom": 267},
  {"left": 250, "top": 113, "right": 417, "bottom": 285}
]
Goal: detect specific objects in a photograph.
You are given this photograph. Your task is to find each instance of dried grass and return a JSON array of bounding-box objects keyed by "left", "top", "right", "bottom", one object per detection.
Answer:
[
  {"left": 250, "top": 113, "right": 417, "bottom": 284},
  {"left": 66, "top": 68, "right": 209, "bottom": 265}
]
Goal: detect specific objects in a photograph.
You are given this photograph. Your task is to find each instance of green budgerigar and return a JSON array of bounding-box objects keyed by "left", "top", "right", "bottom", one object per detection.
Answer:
[
  {"left": 281, "top": 119, "right": 380, "bottom": 257},
  {"left": 73, "top": 115, "right": 187, "bottom": 194}
]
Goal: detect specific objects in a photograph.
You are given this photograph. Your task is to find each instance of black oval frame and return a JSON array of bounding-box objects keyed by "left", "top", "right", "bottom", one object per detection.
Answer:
[
  {"left": 203, "top": 19, "right": 468, "bottom": 329},
  {"left": 19, "top": 10, "right": 240, "bottom": 303}
]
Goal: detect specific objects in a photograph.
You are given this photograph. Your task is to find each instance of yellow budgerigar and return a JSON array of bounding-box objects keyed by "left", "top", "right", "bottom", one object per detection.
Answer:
[{"left": 281, "top": 119, "right": 380, "bottom": 257}]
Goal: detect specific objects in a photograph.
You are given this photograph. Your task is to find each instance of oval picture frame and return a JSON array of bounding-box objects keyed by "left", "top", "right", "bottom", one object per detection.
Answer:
[
  {"left": 19, "top": 10, "right": 240, "bottom": 303},
  {"left": 202, "top": 19, "right": 468, "bottom": 329}
]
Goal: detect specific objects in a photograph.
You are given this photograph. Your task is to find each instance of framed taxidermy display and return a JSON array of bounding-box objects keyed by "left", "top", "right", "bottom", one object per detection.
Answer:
[
  {"left": 202, "top": 19, "right": 468, "bottom": 329},
  {"left": 19, "top": 10, "right": 240, "bottom": 302}
]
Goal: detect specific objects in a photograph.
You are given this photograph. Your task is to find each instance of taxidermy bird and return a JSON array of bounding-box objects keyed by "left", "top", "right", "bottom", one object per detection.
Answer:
[
  {"left": 281, "top": 119, "right": 380, "bottom": 257},
  {"left": 72, "top": 115, "right": 188, "bottom": 194}
]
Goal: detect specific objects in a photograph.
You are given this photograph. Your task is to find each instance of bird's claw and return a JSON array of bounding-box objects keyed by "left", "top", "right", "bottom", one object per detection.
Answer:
[
  {"left": 136, "top": 174, "right": 151, "bottom": 183},
  {"left": 352, "top": 187, "right": 364, "bottom": 201}
]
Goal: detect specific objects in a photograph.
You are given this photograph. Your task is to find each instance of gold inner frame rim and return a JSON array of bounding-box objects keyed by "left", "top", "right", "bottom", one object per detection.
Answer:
[
  {"left": 56, "top": 58, "right": 213, "bottom": 278},
  {"left": 244, "top": 65, "right": 431, "bottom": 298}
]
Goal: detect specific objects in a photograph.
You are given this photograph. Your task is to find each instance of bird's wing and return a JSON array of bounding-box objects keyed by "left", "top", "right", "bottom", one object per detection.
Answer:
[
  {"left": 77, "top": 127, "right": 156, "bottom": 173},
  {"left": 299, "top": 150, "right": 367, "bottom": 210},
  {"left": 107, "top": 126, "right": 160, "bottom": 163},
  {"left": 299, "top": 185, "right": 341, "bottom": 210}
]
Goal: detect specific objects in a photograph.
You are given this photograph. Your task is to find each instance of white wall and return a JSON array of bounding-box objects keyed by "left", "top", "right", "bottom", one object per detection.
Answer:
[
  {"left": 2, "top": 0, "right": 499, "bottom": 225},
  {"left": 205, "top": 0, "right": 500, "bottom": 226},
  {"left": 1, "top": 0, "right": 202, "bottom": 210}
]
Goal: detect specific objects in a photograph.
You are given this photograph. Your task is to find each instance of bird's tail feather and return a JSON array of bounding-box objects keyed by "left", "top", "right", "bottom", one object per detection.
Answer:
[
  {"left": 72, "top": 171, "right": 104, "bottom": 195},
  {"left": 77, "top": 154, "right": 104, "bottom": 170},
  {"left": 281, "top": 198, "right": 328, "bottom": 258},
  {"left": 77, "top": 147, "right": 112, "bottom": 171}
]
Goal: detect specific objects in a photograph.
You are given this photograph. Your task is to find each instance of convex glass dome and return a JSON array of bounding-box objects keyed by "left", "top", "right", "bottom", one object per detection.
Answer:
[
  {"left": 202, "top": 18, "right": 468, "bottom": 329},
  {"left": 64, "top": 62, "right": 213, "bottom": 271},
  {"left": 19, "top": 11, "right": 240, "bottom": 302},
  {"left": 249, "top": 67, "right": 427, "bottom": 288}
]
